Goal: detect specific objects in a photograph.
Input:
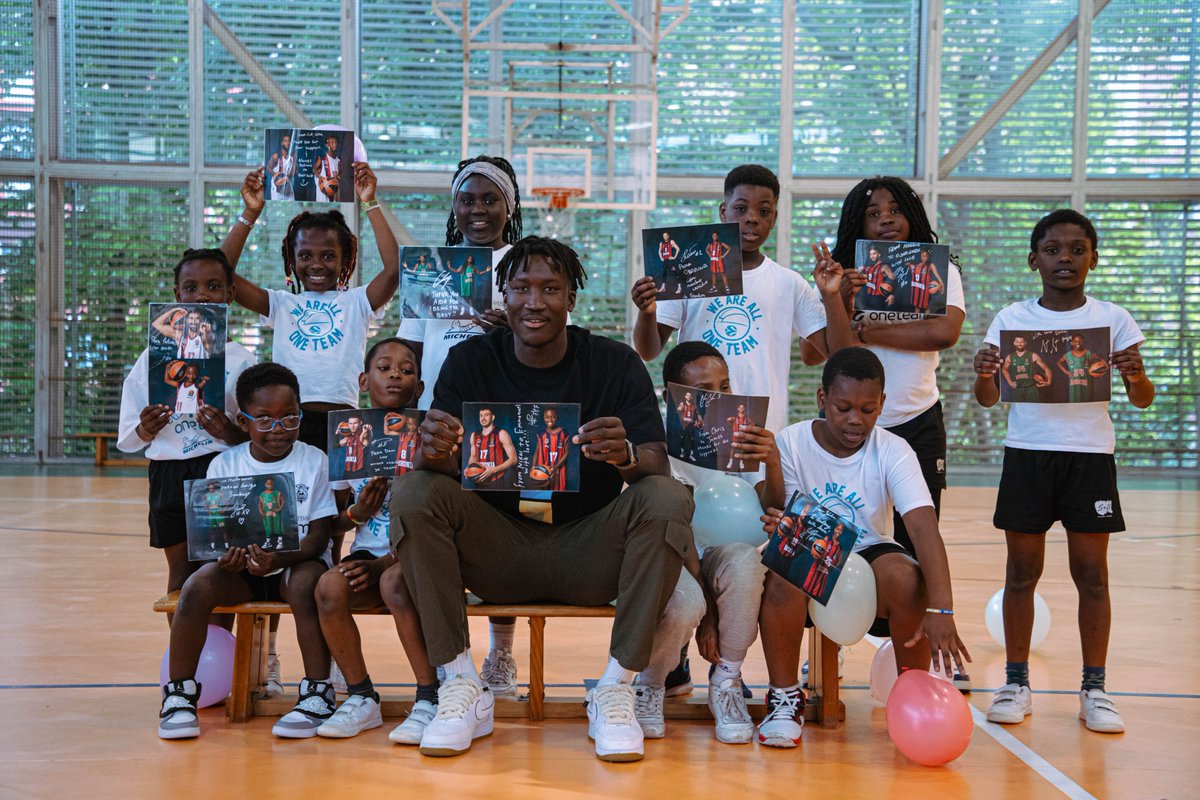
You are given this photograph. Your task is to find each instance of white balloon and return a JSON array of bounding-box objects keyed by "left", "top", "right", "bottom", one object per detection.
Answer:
[
  {"left": 807, "top": 553, "right": 876, "bottom": 646},
  {"left": 984, "top": 588, "right": 1052, "bottom": 649}
]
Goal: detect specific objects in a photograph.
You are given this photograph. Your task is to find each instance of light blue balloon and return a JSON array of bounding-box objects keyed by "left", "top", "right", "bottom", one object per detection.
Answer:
[{"left": 691, "top": 474, "right": 766, "bottom": 549}]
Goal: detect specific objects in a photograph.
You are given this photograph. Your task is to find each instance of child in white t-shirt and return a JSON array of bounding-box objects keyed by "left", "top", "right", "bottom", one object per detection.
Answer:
[
  {"left": 756, "top": 347, "right": 968, "bottom": 748},
  {"left": 158, "top": 363, "right": 338, "bottom": 741},
  {"left": 117, "top": 249, "right": 256, "bottom": 604},
  {"left": 631, "top": 164, "right": 857, "bottom": 434},
  {"left": 974, "top": 209, "right": 1154, "bottom": 734},
  {"left": 220, "top": 161, "right": 400, "bottom": 451}
]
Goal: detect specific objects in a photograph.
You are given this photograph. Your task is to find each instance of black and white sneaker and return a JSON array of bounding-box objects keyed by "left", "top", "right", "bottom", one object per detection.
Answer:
[
  {"left": 158, "top": 679, "right": 202, "bottom": 740},
  {"left": 272, "top": 678, "right": 336, "bottom": 739}
]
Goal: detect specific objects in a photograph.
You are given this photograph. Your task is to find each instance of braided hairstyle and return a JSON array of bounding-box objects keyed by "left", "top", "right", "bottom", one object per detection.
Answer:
[
  {"left": 445, "top": 155, "right": 523, "bottom": 246},
  {"left": 494, "top": 235, "right": 586, "bottom": 292},
  {"left": 280, "top": 210, "right": 358, "bottom": 293},
  {"left": 830, "top": 176, "right": 940, "bottom": 269}
]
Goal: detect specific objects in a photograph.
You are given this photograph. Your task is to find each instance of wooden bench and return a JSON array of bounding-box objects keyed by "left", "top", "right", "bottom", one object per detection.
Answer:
[
  {"left": 154, "top": 592, "right": 843, "bottom": 727},
  {"left": 67, "top": 432, "right": 145, "bottom": 467}
]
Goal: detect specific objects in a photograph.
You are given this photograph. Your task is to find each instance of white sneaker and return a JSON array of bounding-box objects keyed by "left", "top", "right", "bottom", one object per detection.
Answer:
[
  {"left": 986, "top": 683, "right": 1033, "bottom": 724},
  {"left": 708, "top": 678, "right": 753, "bottom": 744},
  {"left": 480, "top": 648, "right": 518, "bottom": 698},
  {"left": 757, "top": 686, "right": 805, "bottom": 748},
  {"left": 158, "top": 679, "right": 201, "bottom": 740},
  {"left": 316, "top": 693, "right": 383, "bottom": 738},
  {"left": 330, "top": 661, "right": 348, "bottom": 695},
  {"left": 272, "top": 678, "right": 336, "bottom": 738},
  {"left": 390, "top": 699, "right": 437, "bottom": 745},
  {"left": 801, "top": 647, "right": 844, "bottom": 688},
  {"left": 1079, "top": 689, "right": 1124, "bottom": 733},
  {"left": 264, "top": 654, "right": 283, "bottom": 696},
  {"left": 633, "top": 685, "right": 665, "bottom": 739},
  {"left": 587, "top": 684, "right": 644, "bottom": 762},
  {"left": 419, "top": 675, "right": 494, "bottom": 757}
]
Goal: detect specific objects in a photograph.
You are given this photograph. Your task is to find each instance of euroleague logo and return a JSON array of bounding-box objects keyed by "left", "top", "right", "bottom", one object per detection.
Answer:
[
  {"left": 701, "top": 295, "right": 763, "bottom": 356},
  {"left": 288, "top": 298, "right": 345, "bottom": 351}
]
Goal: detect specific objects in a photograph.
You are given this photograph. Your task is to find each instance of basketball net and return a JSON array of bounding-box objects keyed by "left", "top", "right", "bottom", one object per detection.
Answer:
[{"left": 531, "top": 187, "right": 584, "bottom": 240}]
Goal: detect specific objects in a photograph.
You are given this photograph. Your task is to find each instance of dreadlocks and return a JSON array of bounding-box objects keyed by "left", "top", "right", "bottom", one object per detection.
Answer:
[
  {"left": 280, "top": 209, "right": 358, "bottom": 294},
  {"left": 830, "top": 176, "right": 939, "bottom": 270},
  {"left": 494, "top": 236, "right": 587, "bottom": 292},
  {"left": 445, "top": 155, "right": 524, "bottom": 247}
]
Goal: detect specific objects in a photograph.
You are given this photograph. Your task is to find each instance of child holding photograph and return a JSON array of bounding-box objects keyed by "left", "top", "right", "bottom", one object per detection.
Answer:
[
  {"left": 313, "top": 337, "right": 446, "bottom": 743},
  {"left": 398, "top": 155, "right": 527, "bottom": 698},
  {"left": 117, "top": 248, "right": 256, "bottom": 614},
  {"left": 973, "top": 209, "right": 1154, "bottom": 734},
  {"left": 222, "top": 159, "right": 399, "bottom": 452},
  {"left": 158, "top": 363, "right": 338, "bottom": 740},
  {"left": 756, "top": 347, "right": 969, "bottom": 748},
  {"left": 633, "top": 164, "right": 855, "bottom": 436}
]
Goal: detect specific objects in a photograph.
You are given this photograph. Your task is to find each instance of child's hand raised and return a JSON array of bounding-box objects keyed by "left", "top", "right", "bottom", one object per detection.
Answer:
[
  {"left": 631, "top": 276, "right": 657, "bottom": 315},
  {"left": 353, "top": 162, "right": 377, "bottom": 204},
  {"left": 810, "top": 241, "right": 844, "bottom": 297},
  {"left": 973, "top": 345, "right": 1002, "bottom": 378},
  {"left": 241, "top": 168, "right": 265, "bottom": 213}
]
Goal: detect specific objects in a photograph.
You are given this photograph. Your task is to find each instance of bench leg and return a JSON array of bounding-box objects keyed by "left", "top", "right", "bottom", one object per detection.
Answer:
[
  {"left": 227, "top": 612, "right": 264, "bottom": 722},
  {"left": 814, "top": 633, "right": 841, "bottom": 728},
  {"left": 528, "top": 616, "right": 545, "bottom": 721}
]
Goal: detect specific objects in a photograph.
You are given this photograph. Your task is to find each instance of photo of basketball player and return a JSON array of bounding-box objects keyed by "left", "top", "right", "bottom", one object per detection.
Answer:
[
  {"left": 337, "top": 415, "right": 372, "bottom": 477},
  {"left": 1002, "top": 335, "right": 1052, "bottom": 402},
  {"left": 202, "top": 481, "right": 228, "bottom": 554},
  {"left": 761, "top": 490, "right": 865, "bottom": 606},
  {"left": 166, "top": 362, "right": 208, "bottom": 415},
  {"left": 707, "top": 231, "right": 732, "bottom": 294},
  {"left": 267, "top": 131, "right": 296, "bottom": 201},
  {"left": 314, "top": 133, "right": 342, "bottom": 203},
  {"left": 801, "top": 523, "right": 843, "bottom": 599},
  {"left": 1058, "top": 334, "right": 1108, "bottom": 403},
  {"left": 399, "top": 246, "right": 493, "bottom": 321},
  {"left": 447, "top": 253, "right": 479, "bottom": 300},
  {"left": 858, "top": 244, "right": 895, "bottom": 310},
  {"left": 532, "top": 407, "right": 571, "bottom": 491},
  {"left": 676, "top": 390, "right": 701, "bottom": 460},
  {"left": 467, "top": 407, "right": 517, "bottom": 488},
  {"left": 657, "top": 231, "right": 682, "bottom": 296},
  {"left": 776, "top": 501, "right": 812, "bottom": 558},
  {"left": 724, "top": 403, "right": 750, "bottom": 470},
  {"left": 151, "top": 305, "right": 217, "bottom": 360},
  {"left": 257, "top": 477, "right": 286, "bottom": 550},
  {"left": 395, "top": 413, "right": 420, "bottom": 475},
  {"left": 905, "top": 247, "right": 945, "bottom": 313}
]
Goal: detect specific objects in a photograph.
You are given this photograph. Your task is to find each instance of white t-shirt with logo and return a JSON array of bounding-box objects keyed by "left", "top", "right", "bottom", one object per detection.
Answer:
[
  {"left": 398, "top": 245, "right": 510, "bottom": 410},
  {"left": 858, "top": 262, "right": 965, "bottom": 427},
  {"left": 656, "top": 256, "right": 827, "bottom": 434},
  {"left": 331, "top": 477, "right": 391, "bottom": 558},
  {"left": 261, "top": 285, "right": 383, "bottom": 407},
  {"left": 207, "top": 440, "right": 338, "bottom": 566},
  {"left": 117, "top": 342, "right": 257, "bottom": 461},
  {"left": 983, "top": 296, "right": 1144, "bottom": 454},
  {"left": 776, "top": 420, "right": 933, "bottom": 552}
]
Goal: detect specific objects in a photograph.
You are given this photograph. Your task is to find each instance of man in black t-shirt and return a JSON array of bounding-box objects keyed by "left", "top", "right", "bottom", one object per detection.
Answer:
[{"left": 390, "top": 237, "right": 695, "bottom": 763}]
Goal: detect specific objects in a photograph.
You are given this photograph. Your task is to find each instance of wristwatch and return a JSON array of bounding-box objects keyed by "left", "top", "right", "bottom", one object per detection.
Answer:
[{"left": 616, "top": 439, "right": 639, "bottom": 469}]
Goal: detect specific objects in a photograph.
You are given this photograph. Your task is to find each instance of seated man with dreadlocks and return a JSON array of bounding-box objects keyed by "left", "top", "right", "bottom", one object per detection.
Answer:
[{"left": 389, "top": 236, "right": 698, "bottom": 763}]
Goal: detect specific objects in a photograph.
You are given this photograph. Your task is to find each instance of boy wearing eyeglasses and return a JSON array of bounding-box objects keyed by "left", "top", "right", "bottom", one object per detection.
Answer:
[{"left": 158, "top": 362, "right": 339, "bottom": 741}]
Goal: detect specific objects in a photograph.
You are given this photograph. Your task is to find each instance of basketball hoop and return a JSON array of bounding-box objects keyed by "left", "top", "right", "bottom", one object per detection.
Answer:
[{"left": 531, "top": 186, "right": 585, "bottom": 240}]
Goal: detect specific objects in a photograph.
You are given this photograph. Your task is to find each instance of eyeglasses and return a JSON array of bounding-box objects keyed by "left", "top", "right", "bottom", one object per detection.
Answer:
[{"left": 238, "top": 411, "right": 303, "bottom": 432}]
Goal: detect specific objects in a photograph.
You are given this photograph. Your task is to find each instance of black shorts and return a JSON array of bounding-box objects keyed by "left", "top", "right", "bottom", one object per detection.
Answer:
[
  {"left": 148, "top": 453, "right": 219, "bottom": 549},
  {"left": 994, "top": 447, "right": 1125, "bottom": 534},
  {"left": 299, "top": 408, "right": 330, "bottom": 452},
  {"left": 239, "top": 571, "right": 284, "bottom": 602},
  {"left": 344, "top": 550, "right": 377, "bottom": 562}
]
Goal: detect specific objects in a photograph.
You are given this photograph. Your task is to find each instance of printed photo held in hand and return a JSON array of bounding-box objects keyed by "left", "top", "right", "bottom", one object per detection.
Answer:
[
  {"left": 665, "top": 381, "right": 768, "bottom": 473},
  {"left": 853, "top": 240, "right": 949, "bottom": 317},
  {"left": 398, "top": 246, "right": 494, "bottom": 321},
  {"left": 147, "top": 302, "right": 227, "bottom": 415},
  {"left": 642, "top": 222, "right": 743, "bottom": 300},
  {"left": 326, "top": 407, "right": 424, "bottom": 480},
  {"left": 761, "top": 490, "right": 864, "bottom": 606},
  {"left": 184, "top": 472, "right": 300, "bottom": 561},
  {"left": 460, "top": 402, "right": 581, "bottom": 492},
  {"left": 263, "top": 128, "right": 356, "bottom": 203},
  {"left": 998, "top": 327, "right": 1111, "bottom": 404}
]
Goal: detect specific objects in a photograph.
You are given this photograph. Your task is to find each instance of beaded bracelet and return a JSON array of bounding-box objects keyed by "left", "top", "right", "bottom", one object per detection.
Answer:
[
  {"left": 925, "top": 607, "right": 954, "bottom": 615},
  {"left": 346, "top": 506, "right": 365, "bottom": 527},
  {"left": 237, "top": 214, "right": 255, "bottom": 229},
  {"left": 361, "top": 199, "right": 381, "bottom": 214}
]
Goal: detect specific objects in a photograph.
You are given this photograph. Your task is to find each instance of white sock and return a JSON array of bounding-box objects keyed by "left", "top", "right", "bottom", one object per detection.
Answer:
[
  {"left": 598, "top": 656, "right": 637, "bottom": 687},
  {"left": 441, "top": 649, "right": 480, "bottom": 681},
  {"left": 489, "top": 622, "right": 516, "bottom": 653},
  {"left": 268, "top": 630, "right": 279, "bottom": 657},
  {"left": 713, "top": 660, "right": 742, "bottom": 684}
]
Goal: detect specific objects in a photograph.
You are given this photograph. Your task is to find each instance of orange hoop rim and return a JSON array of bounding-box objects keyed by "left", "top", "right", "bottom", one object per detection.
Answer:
[{"left": 531, "top": 186, "right": 586, "bottom": 210}]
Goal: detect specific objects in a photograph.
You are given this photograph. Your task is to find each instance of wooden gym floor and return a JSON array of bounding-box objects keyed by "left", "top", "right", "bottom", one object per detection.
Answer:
[{"left": 1, "top": 470, "right": 1197, "bottom": 799}]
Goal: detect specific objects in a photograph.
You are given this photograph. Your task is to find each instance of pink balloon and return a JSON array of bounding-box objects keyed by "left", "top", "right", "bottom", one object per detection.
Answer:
[
  {"left": 160, "top": 624, "right": 237, "bottom": 708},
  {"left": 885, "top": 670, "right": 973, "bottom": 766}
]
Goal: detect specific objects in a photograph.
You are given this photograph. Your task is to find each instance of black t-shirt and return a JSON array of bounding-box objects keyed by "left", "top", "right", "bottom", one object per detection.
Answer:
[{"left": 433, "top": 325, "right": 665, "bottom": 524}]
